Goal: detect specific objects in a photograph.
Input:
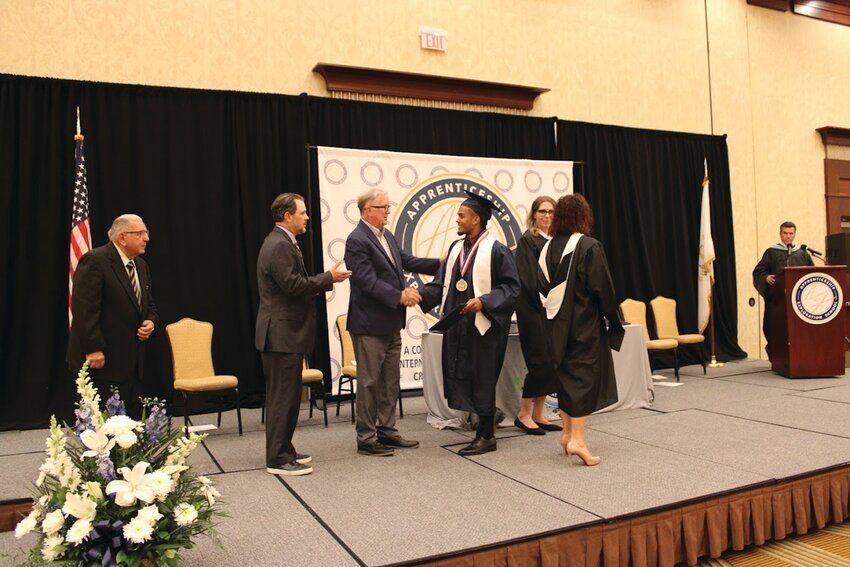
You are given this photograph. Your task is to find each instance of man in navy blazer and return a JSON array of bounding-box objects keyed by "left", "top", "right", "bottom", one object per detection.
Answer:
[{"left": 345, "top": 188, "right": 440, "bottom": 456}]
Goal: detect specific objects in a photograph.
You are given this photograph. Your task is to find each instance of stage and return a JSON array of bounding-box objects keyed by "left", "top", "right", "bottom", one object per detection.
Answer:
[{"left": 3, "top": 359, "right": 850, "bottom": 566}]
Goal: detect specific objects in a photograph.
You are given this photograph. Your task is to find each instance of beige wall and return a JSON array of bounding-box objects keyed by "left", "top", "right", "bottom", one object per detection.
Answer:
[{"left": 2, "top": 0, "right": 849, "bottom": 358}]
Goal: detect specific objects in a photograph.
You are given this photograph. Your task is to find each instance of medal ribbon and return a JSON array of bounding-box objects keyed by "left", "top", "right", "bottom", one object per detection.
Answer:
[{"left": 458, "top": 230, "right": 488, "bottom": 279}]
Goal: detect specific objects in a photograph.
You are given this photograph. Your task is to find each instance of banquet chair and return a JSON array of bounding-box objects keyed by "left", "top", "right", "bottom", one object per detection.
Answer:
[
  {"left": 335, "top": 314, "right": 404, "bottom": 423},
  {"left": 166, "top": 318, "right": 242, "bottom": 436},
  {"left": 650, "top": 296, "right": 706, "bottom": 374},
  {"left": 260, "top": 358, "right": 328, "bottom": 427},
  {"left": 620, "top": 299, "right": 680, "bottom": 381}
]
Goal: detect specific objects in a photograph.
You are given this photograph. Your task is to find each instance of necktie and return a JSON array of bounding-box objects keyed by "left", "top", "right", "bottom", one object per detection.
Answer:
[{"left": 126, "top": 261, "right": 141, "bottom": 306}]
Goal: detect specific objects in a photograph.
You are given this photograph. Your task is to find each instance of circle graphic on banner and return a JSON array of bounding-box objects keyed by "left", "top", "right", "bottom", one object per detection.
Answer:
[
  {"left": 320, "top": 198, "right": 332, "bottom": 222},
  {"left": 393, "top": 174, "right": 523, "bottom": 322},
  {"left": 405, "top": 315, "right": 429, "bottom": 340},
  {"left": 327, "top": 237, "right": 346, "bottom": 263},
  {"left": 431, "top": 166, "right": 448, "bottom": 177},
  {"left": 525, "top": 170, "right": 543, "bottom": 193},
  {"left": 342, "top": 200, "right": 361, "bottom": 224},
  {"left": 791, "top": 272, "right": 843, "bottom": 325},
  {"left": 395, "top": 164, "right": 419, "bottom": 188},
  {"left": 360, "top": 162, "right": 384, "bottom": 186},
  {"left": 323, "top": 159, "right": 347, "bottom": 185},
  {"left": 553, "top": 171, "right": 572, "bottom": 193},
  {"left": 494, "top": 169, "right": 514, "bottom": 192}
]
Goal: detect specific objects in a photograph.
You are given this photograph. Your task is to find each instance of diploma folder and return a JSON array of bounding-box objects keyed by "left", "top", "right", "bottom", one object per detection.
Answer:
[{"left": 428, "top": 304, "right": 467, "bottom": 333}]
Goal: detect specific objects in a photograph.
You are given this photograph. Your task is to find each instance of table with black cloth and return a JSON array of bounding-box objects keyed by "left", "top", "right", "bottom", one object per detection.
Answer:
[{"left": 421, "top": 324, "right": 654, "bottom": 429}]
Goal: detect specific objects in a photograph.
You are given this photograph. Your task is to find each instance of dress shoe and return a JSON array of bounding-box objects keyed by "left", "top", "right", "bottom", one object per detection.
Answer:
[
  {"left": 295, "top": 453, "right": 312, "bottom": 465},
  {"left": 266, "top": 461, "right": 313, "bottom": 476},
  {"left": 534, "top": 421, "right": 563, "bottom": 432},
  {"left": 357, "top": 442, "right": 394, "bottom": 456},
  {"left": 378, "top": 435, "right": 419, "bottom": 448},
  {"left": 458, "top": 437, "right": 497, "bottom": 456},
  {"left": 514, "top": 417, "right": 545, "bottom": 435},
  {"left": 566, "top": 441, "right": 601, "bottom": 466}
]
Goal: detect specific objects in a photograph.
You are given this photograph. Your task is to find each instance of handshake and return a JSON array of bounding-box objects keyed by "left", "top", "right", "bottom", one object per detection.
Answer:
[{"left": 399, "top": 287, "right": 422, "bottom": 307}]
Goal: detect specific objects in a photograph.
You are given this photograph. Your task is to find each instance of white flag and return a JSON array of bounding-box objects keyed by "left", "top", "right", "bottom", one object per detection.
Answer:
[{"left": 697, "top": 163, "right": 715, "bottom": 333}]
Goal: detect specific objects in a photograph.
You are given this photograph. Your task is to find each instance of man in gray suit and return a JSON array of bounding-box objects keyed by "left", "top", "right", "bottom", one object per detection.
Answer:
[{"left": 256, "top": 193, "right": 350, "bottom": 476}]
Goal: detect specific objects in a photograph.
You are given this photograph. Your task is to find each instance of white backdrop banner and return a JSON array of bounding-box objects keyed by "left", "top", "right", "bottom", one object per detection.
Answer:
[{"left": 317, "top": 147, "right": 573, "bottom": 392}]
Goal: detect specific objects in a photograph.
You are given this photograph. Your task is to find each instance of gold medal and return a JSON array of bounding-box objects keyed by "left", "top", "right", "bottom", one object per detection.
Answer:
[{"left": 455, "top": 279, "right": 468, "bottom": 292}]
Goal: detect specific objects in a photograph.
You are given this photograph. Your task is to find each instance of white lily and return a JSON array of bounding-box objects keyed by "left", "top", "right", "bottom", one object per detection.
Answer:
[
  {"left": 105, "top": 462, "right": 155, "bottom": 507},
  {"left": 62, "top": 491, "right": 97, "bottom": 521},
  {"left": 85, "top": 481, "right": 104, "bottom": 501},
  {"left": 80, "top": 428, "right": 116, "bottom": 458}
]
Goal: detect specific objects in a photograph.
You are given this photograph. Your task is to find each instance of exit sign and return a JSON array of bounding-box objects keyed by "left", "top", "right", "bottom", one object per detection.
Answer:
[{"left": 419, "top": 26, "right": 447, "bottom": 52}]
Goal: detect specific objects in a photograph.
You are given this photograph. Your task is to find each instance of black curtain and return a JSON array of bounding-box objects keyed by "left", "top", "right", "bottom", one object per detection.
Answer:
[
  {"left": 557, "top": 120, "right": 746, "bottom": 362},
  {"left": 0, "top": 74, "right": 557, "bottom": 430}
]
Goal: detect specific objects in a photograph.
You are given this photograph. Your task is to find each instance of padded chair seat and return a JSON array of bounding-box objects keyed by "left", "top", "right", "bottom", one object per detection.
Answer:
[
  {"left": 302, "top": 368, "right": 323, "bottom": 383},
  {"left": 341, "top": 365, "right": 357, "bottom": 377},
  {"left": 646, "top": 338, "right": 679, "bottom": 351},
  {"left": 174, "top": 375, "right": 238, "bottom": 392},
  {"left": 662, "top": 333, "right": 704, "bottom": 344}
]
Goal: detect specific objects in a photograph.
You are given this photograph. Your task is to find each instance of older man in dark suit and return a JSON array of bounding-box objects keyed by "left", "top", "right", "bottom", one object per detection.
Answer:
[
  {"left": 344, "top": 188, "right": 440, "bottom": 456},
  {"left": 68, "top": 214, "right": 159, "bottom": 419},
  {"left": 256, "top": 193, "right": 350, "bottom": 476}
]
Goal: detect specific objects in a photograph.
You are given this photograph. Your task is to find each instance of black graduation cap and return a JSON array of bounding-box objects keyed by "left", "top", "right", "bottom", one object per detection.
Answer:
[{"left": 461, "top": 190, "right": 502, "bottom": 224}]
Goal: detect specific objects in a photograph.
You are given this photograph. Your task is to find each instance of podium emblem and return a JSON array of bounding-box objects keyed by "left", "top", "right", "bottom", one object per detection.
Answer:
[{"left": 791, "top": 272, "right": 843, "bottom": 325}]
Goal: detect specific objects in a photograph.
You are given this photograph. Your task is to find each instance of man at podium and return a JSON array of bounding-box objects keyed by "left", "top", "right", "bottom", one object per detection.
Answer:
[{"left": 753, "top": 221, "right": 813, "bottom": 360}]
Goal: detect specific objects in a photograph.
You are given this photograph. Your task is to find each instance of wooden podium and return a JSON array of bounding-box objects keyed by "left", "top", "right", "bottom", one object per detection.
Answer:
[{"left": 771, "top": 266, "right": 847, "bottom": 377}]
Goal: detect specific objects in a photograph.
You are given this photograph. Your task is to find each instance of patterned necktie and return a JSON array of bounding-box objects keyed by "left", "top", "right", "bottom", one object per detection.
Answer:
[{"left": 126, "top": 261, "right": 141, "bottom": 306}]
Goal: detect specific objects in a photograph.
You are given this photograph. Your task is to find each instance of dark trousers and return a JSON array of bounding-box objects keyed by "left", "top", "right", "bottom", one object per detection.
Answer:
[
  {"left": 93, "top": 378, "right": 142, "bottom": 420},
  {"left": 261, "top": 352, "right": 303, "bottom": 467}
]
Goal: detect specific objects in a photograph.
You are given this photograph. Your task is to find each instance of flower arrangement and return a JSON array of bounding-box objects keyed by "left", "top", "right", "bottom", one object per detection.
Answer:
[{"left": 14, "top": 363, "right": 222, "bottom": 566}]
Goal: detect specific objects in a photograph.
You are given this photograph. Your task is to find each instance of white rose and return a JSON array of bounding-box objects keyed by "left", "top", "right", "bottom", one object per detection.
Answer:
[{"left": 41, "top": 509, "right": 65, "bottom": 535}]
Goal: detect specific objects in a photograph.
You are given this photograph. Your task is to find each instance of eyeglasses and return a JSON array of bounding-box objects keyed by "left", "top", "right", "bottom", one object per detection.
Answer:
[
  {"left": 368, "top": 205, "right": 391, "bottom": 211},
  {"left": 123, "top": 230, "right": 150, "bottom": 237},
  {"left": 536, "top": 210, "right": 554, "bottom": 216}
]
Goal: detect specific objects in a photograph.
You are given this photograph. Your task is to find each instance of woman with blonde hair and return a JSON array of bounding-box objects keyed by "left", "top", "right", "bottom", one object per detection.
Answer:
[{"left": 513, "top": 195, "right": 561, "bottom": 435}]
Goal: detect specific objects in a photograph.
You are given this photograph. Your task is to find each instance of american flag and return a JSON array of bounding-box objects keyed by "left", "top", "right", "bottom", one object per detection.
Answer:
[{"left": 69, "top": 117, "right": 91, "bottom": 328}]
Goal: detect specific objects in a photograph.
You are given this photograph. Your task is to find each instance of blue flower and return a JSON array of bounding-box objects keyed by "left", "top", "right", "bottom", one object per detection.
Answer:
[
  {"left": 105, "top": 388, "right": 126, "bottom": 417},
  {"left": 96, "top": 454, "right": 116, "bottom": 481}
]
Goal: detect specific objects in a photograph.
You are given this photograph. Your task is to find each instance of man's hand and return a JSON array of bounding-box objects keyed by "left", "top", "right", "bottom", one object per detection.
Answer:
[
  {"left": 461, "top": 297, "right": 483, "bottom": 314},
  {"left": 400, "top": 288, "right": 422, "bottom": 306},
  {"left": 137, "top": 320, "right": 155, "bottom": 341},
  {"left": 86, "top": 351, "right": 106, "bottom": 369},
  {"left": 766, "top": 274, "right": 776, "bottom": 286},
  {"left": 330, "top": 261, "right": 352, "bottom": 283}
]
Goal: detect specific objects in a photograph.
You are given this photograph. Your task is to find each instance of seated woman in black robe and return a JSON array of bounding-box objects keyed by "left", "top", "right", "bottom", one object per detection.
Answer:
[{"left": 537, "top": 194, "right": 623, "bottom": 466}]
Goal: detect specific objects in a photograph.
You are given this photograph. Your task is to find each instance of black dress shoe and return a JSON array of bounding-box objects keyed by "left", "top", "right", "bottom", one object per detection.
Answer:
[
  {"left": 458, "top": 437, "right": 497, "bottom": 456},
  {"left": 378, "top": 435, "right": 419, "bottom": 448},
  {"left": 514, "top": 417, "right": 545, "bottom": 435},
  {"left": 357, "top": 442, "right": 394, "bottom": 456},
  {"left": 534, "top": 421, "right": 563, "bottom": 432}
]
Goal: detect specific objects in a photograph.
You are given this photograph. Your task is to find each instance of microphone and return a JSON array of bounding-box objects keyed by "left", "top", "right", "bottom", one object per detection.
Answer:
[{"left": 801, "top": 244, "right": 823, "bottom": 256}]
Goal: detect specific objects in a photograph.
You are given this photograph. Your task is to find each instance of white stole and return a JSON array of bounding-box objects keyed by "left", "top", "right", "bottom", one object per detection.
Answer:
[
  {"left": 441, "top": 234, "right": 495, "bottom": 335},
  {"left": 538, "top": 233, "right": 583, "bottom": 320}
]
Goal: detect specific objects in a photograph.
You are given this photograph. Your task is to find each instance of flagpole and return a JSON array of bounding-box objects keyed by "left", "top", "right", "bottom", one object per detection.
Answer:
[
  {"left": 705, "top": 157, "right": 724, "bottom": 368},
  {"left": 75, "top": 106, "right": 84, "bottom": 142}
]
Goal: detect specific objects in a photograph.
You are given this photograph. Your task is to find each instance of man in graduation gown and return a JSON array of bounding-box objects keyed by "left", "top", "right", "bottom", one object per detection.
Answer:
[
  {"left": 420, "top": 191, "right": 520, "bottom": 456},
  {"left": 752, "top": 221, "right": 813, "bottom": 360}
]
